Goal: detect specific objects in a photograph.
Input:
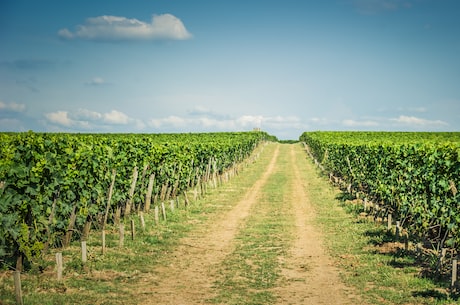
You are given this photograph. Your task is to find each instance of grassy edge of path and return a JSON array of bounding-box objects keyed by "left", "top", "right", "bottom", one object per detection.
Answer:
[{"left": 295, "top": 143, "right": 458, "bottom": 305}]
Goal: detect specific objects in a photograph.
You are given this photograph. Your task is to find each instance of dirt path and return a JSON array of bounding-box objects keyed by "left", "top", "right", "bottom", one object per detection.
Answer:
[
  {"left": 140, "top": 145, "right": 280, "bottom": 304},
  {"left": 273, "top": 145, "right": 359, "bottom": 304},
  {"left": 140, "top": 143, "right": 363, "bottom": 304}
]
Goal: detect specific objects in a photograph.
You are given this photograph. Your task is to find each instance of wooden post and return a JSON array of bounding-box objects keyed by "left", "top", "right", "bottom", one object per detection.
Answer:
[
  {"left": 125, "top": 166, "right": 139, "bottom": 216},
  {"left": 154, "top": 206, "right": 159, "bottom": 225},
  {"left": 160, "top": 184, "right": 167, "bottom": 202},
  {"left": 14, "top": 271, "right": 23, "bottom": 305},
  {"left": 451, "top": 257, "right": 458, "bottom": 293},
  {"left": 170, "top": 200, "right": 175, "bottom": 212},
  {"left": 387, "top": 214, "right": 392, "bottom": 231},
  {"left": 184, "top": 191, "right": 190, "bottom": 207},
  {"left": 144, "top": 174, "right": 155, "bottom": 212},
  {"left": 103, "top": 169, "right": 116, "bottom": 229},
  {"left": 140, "top": 212, "right": 145, "bottom": 230},
  {"left": 102, "top": 230, "right": 106, "bottom": 254},
  {"left": 161, "top": 202, "right": 167, "bottom": 221},
  {"left": 81, "top": 241, "right": 87, "bottom": 263},
  {"left": 56, "top": 252, "right": 63, "bottom": 281},
  {"left": 404, "top": 232, "right": 409, "bottom": 251},
  {"left": 131, "top": 219, "right": 135, "bottom": 241},
  {"left": 119, "top": 223, "right": 124, "bottom": 248}
]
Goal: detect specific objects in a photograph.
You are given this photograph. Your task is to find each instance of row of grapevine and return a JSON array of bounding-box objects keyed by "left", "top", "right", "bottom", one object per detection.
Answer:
[
  {"left": 300, "top": 131, "right": 460, "bottom": 253},
  {"left": 0, "top": 131, "right": 272, "bottom": 270}
]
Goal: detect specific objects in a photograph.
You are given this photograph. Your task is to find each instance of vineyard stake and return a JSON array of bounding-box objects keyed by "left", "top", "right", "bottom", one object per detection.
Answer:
[
  {"left": 144, "top": 174, "right": 155, "bottom": 212},
  {"left": 125, "top": 166, "right": 139, "bottom": 216},
  {"left": 154, "top": 206, "right": 159, "bottom": 225},
  {"left": 184, "top": 191, "right": 190, "bottom": 207},
  {"left": 387, "top": 214, "right": 392, "bottom": 231},
  {"left": 103, "top": 169, "right": 116, "bottom": 229},
  {"left": 140, "top": 212, "right": 145, "bottom": 230},
  {"left": 451, "top": 257, "right": 458, "bottom": 293},
  {"left": 81, "top": 241, "right": 87, "bottom": 263},
  {"left": 56, "top": 252, "right": 63, "bottom": 281},
  {"left": 131, "top": 220, "right": 135, "bottom": 241},
  {"left": 119, "top": 223, "right": 124, "bottom": 247},
  {"left": 102, "top": 230, "right": 106, "bottom": 255},
  {"left": 161, "top": 202, "right": 167, "bottom": 221},
  {"left": 14, "top": 271, "right": 23, "bottom": 305}
]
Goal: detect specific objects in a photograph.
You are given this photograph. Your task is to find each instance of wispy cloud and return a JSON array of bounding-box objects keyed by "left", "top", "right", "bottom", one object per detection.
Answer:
[
  {"left": 58, "top": 14, "right": 192, "bottom": 41},
  {"left": 0, "top": 101, "right": 26, "bottom": 113},
  {"left": 390, "top": 115, "right": 448, "bottom": 126},
  {"left": 351, "top": 0, "right": 413, "bottom": 14},
  {"left": 148, "top": 113, "right": 305, "bottom": 132},
  {"left": 16, "top": 77, "right": 40, "bottom": 92},
  {"left": 103, "top": 110, "right": 130, "bottom": 125},
  {"left": 0, "top": 59, "right": 55, "bottom": 70},
  {"left": 85, "top": 77, "right": 107, "bottom": 86},
  {"left": 44, "top": 108, "right": 143, "bottom": 130},
  {"left": 342, "top": 119, "right": 379, "bottom": 127}
]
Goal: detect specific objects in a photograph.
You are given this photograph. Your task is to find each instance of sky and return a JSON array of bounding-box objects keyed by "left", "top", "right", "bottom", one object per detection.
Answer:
[{"left": 1, "top": 0, "right": 459, "bottom": 139}]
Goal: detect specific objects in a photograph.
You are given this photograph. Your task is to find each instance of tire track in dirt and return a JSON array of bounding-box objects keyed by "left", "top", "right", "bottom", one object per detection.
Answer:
[
  {"left": 273, "top": 144, "right": 362, "bottom": 304},
  {"left": 140, "top": 145, "right": 280, "bottom": 304}
]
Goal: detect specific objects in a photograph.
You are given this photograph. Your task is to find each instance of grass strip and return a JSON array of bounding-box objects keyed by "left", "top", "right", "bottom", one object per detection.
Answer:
[{"left": 210, "top": 144, "right": 293, "bottom": 304}]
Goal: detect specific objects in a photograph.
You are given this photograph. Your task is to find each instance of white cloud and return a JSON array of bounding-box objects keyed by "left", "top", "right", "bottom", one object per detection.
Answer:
[
  {"left": 148, "top": 114, "right": 306, "bottom": 132},
  {"left": 45, "top": 108, "right": 138, "bottom": 130},
  {"left": 86, "top": 77, "right": 106, "bottom": 86},
  {"left": 0, "top": 101, "right": 26, "bottom": 112},
  {"left": 103, "top": 110, "right": 130, "bottom": 125},
  {"left": 72, "top": 108, "right": 102, "bottom": 121},
  {"left": 149, "top": 115, "right": 186, "bottom": 128},
  {"left": 58, "top": 14, "right": 192, "bottom": 41},
  {"left": 45, "top": 111, "right": 74, "bottom": 127},
  {"left": 396, "top": 106, "right": 427, "bottom": 113},
  {"left": 390, "top": 115, "right": 448, "bottom": 126},
  {"left": 343, "top": 119, "right": 379, "bottom": 127}
]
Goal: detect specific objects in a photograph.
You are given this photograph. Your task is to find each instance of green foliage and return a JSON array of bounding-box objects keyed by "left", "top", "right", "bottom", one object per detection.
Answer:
[
  {"left": 0, "top": 131, "right": 273, "bottom": 268},
  {"left": 300, "top": 131, "right": 460, "bottom": 251}
]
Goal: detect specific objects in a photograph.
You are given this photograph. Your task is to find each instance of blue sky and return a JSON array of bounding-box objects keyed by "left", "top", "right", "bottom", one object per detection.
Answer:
[{"left": 1, "top": 0, "right": 459, "bottom": 139}]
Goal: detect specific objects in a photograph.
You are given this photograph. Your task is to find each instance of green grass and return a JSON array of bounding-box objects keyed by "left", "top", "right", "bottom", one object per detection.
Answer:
[{"left": 210, "top": 144, "right": 293, "bottom": 305}]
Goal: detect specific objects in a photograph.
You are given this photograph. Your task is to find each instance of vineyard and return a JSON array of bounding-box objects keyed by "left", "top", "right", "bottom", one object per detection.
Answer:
[
  {"left": 0, "top": 131, "right": 272, "bottom": 272},
  {"left": 300, "top": 131, "right": 460, "bottom": 271},
  {"left": 2, "top": 130, "right": 460, "bottom": 304}
]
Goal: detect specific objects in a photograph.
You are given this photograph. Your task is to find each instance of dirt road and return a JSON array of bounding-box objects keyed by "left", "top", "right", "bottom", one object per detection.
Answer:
[{"left": 140, "top": 143, "right": 364, "bottom": 304}]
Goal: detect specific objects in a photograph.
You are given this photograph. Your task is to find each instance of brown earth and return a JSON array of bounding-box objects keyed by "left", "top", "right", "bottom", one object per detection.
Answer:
[{"left": 138, "top": 143, "right": 365, "bottom": 304}]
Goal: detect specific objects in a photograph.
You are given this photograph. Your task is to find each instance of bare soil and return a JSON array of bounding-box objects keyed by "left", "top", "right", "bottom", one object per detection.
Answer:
[{"left": 138, "top": 143, "right": 365, "bottom": 304}]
